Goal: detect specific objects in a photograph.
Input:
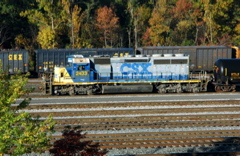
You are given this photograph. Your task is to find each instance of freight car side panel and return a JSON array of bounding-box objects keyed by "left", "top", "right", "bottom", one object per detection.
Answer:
[
  {"left": 196, "top": 48, "right": 232, "bottom": 72},
  {"left": 0, "top": 50, "right": 29, "bottom": 74},
  {"left": 137, "top": 46, "right": 232, "bottom": 72},
  {"left": 35, "top": 48, "right": 134, "bottom": 75}
]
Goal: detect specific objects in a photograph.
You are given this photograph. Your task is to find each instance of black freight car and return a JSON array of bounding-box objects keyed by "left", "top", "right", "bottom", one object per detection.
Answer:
[
  {"left": 213, "top": 59, "right": 240, "bottom": 92},
  {"left": 136, "top": 46, "right": 236, "bottom": 72},
  {"left": 35, "top": 48, "right": 134, "bottom": 77},
  {"left": 0, "top": 49, "right": 29, "bottom": 74}
]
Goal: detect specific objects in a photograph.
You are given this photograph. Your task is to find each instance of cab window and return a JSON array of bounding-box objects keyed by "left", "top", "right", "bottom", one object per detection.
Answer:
[{"left": 78, "top": 65, "right": 85, "bottom": 70}]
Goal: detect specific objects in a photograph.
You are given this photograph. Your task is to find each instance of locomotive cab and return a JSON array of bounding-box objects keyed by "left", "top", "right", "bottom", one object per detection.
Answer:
[
  {"left": 53, "top": 55, "right": 92, "bottom": 83},
  {"left": 67, "top": 55, "right": 92, "bottom": 82}
]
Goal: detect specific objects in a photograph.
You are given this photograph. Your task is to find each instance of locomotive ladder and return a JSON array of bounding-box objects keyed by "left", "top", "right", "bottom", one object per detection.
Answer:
[
  {"left": 43, "top": 73, "right": 53, "bottom": 95},
  {"left": 44, "top": 81, "right": 52, "bottom": 95},
  {"left": 199, "top": 70, "right": 211, "bottom": 91}
]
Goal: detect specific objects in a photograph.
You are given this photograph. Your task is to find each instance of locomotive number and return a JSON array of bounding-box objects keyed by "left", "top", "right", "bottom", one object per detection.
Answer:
[
  {"left": 8, "top": 54, "right": 23, "bottom": 60},
  {"left": 76, "top": 71, "right": 88, "bottom": 75}
]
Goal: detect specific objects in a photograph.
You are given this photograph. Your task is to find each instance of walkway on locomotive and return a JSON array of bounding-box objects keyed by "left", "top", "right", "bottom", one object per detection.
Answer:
[{"left": 52, "top": 54, "right": 202, "bottom": 85}]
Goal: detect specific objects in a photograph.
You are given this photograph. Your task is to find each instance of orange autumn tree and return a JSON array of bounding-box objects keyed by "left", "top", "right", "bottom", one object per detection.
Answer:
[{"left": 95, "top": 6, "right": 119, "bottom": 48}]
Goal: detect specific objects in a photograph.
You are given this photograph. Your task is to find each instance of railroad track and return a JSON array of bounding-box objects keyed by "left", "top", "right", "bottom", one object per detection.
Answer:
[
  {"left": 19, "top": 99, "right": 240, "bottom": 154},
  {"left": 50, "top": 131, "right": 240, "bottom": 153},
  {"left": 51, "top": 137, "right": 238, "bottom": 149},
  {"left": 27, "top": 106, "right": 240, "bottom": 117},
  {"left": 16, "top": 100, "right": 240, "bottom": 109},
  {"left": 51, "top": 120, "right": 240, "bottom": 131}
]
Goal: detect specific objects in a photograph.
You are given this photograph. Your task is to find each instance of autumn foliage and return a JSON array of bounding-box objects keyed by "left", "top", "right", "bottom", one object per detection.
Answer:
[
  {"left": 95, "top": 6, "right": 119, "bottom": 47},
  {"left": 0, "top": 0, "right": 239, "bottom": 49}
]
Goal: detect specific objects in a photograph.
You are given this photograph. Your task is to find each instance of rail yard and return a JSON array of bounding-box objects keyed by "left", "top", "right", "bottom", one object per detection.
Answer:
[{"left": 16, "top": 80, "right": 240, "bottom": 155}]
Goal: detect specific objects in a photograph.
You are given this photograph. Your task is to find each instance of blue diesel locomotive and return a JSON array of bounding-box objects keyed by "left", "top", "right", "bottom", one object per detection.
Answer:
[{"left": 45, "top": 54, "right": 209, "bottom": 95}]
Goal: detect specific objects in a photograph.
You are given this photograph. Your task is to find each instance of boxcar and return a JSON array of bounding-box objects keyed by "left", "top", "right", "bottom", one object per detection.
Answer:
[
  {"left": 136, "top": 46, "right": 235, "bottom": 72},
  {"left": 0, "top": 49, "right": 29, "bottom": 74},
  {"left": 35, "top": 48, "right": 134, "bottom": 76}
]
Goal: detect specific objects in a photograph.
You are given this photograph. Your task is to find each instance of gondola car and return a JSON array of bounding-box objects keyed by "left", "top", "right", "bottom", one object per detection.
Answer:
[
  {"left": 35, "top": 48, "right": 134, "bottom": 77},
  {"left": 136, "top": 46, "right": 239, "bottom": 72},
  {"left": 0, "top": 49, "right": 29, "bottom": 74},
  {"left": 44, "top": 54, "right": 209, "bottom": 95}
]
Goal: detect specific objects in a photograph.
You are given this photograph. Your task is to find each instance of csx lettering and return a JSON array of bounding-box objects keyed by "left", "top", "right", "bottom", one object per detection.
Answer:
[
  {"left": 76, "top": 71, "right": 88, "bottom": 75},
  {"left": 14, "top": 55, "right": 17, "bottom": 60},
  {"left": 8, "top": 54, "right": 23, "bottom": 60},
  {"left": 120, "top": 63, "right": 152, "bottom": 75}
]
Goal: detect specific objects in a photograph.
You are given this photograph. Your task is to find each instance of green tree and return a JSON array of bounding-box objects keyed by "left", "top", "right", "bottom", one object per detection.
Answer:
[
  {"left": 0, "top": 0, "right": 34, "bottom": 48},
  {"left": 133, "top": 5, "right": 151, "bottom": 48},
  {"left": 232, "top": 0, "right": 240, "bottom": 45},
  {"left": 199, "top": 0, "right": 236, "bottom": 45},
  {"left": 147, "top": 0, "right": 171, "bottom": 46},
  {"left": 61, "top": 0, "right": 85, "bottom": 48},
  {"left": 20, "top": 0, "right": 66, "bottom": 49},
  {"left": 79, "top": 0, "right": 98, "bottom": 48},
  {"left": 171, "top": 0, "right": 196, "bottom": 45},
  {"left": 0, "top": 66, "right": 55, "bottom": 155}
]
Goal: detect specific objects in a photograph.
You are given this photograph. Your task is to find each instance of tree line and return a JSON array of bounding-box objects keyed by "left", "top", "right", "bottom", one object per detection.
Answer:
[{"left": 0, "top": 0, "right": 239, "bottom": 50}]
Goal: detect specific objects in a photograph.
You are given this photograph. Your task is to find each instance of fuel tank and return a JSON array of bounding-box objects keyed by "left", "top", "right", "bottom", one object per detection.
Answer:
[{"left": 102, "top": 84, "right": 153, "bottom": 94}]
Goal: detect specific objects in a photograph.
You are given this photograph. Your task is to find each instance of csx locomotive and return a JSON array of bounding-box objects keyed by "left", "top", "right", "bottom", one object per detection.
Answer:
[{"left": 45, "top": 54, "right": 209, "bottom": 95}]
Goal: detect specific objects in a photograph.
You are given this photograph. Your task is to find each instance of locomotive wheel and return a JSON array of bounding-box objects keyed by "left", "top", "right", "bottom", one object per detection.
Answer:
[
  {"left": 69, "top": 90, "right": 75, "bottom": 96},
  {"left": 87, "top": 90, "right": 93, "bottom": 95},
  {"left": 192, "top": 87, "right": 200, "bottom": 93},
  {"left": 176, "top": 88, "right": 182, "bottom": 93},
  {"left": 158, "top": 88, "right": 166, "bottom": 93},
  {"left": 214, "top": 86, "right": 223, "bottom": 92}
]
